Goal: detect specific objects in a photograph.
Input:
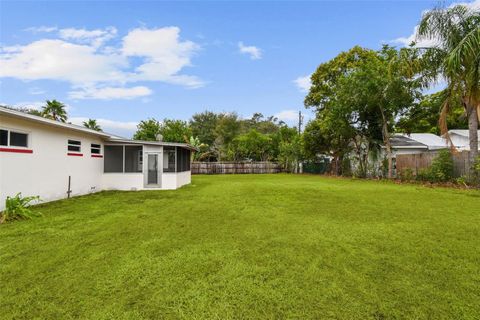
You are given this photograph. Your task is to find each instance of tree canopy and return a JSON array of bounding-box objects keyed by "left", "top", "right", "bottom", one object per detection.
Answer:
[
  {"left": 41, "top": 100, "right": 68, "bottom": 122},
  {"left": 83, "top": 119, "right": 102, "bottom": 132}
]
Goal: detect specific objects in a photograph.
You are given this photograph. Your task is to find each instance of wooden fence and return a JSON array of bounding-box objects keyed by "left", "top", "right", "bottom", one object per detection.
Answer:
[
  {"left": 396, "top": 150, "right": 471, "bottom": 178},
  {"left": 191, "top": 162, "right": 282, "bottom": 174}
]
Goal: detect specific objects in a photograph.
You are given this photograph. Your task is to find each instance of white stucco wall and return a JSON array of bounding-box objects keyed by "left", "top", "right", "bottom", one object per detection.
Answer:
[
  {"left": 162, "top": 173, "right": 177, "bottom": 190},
  {"left": 176, "top": 171, "right": 191, "bottom": 188},
  {"left": 161, "top": 171, "right": 191, "bottom": 189},
  {"left": 0, "top": 115, "right": 104, "bottom": 210},
  {"left": 102, "top": 173, "right": 144, "bottom": 191}
]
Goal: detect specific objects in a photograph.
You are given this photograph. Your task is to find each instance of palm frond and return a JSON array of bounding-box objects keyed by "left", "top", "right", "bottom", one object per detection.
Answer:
[{"left": 447, "top": 24, "right": 480, "bottom": 72}]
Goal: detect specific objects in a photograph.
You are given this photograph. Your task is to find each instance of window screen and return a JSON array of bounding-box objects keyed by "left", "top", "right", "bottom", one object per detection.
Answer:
[
  {"left": 91, "top": 143, "right": 101, "bottom": 154},
  {"left": 124, "top": 146, "right": 142, "bottom": 172},
  {"left": 104, "top": 145, "right": 123, "bottom": 172},
  {"left": 68, "top": 139, "right": 81, "bottom": 152},
  {"left": 176, "top": 148, "right": 191, "bottom": 172},
  {"left": 0, "top": 129, "right": 7, "bottom": 146},
  {"left": 163, "top": 147, "right": 176, "bottom": 172}
]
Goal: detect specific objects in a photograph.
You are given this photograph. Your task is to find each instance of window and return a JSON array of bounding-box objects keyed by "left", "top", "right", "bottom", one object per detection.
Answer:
[
  {"left": 68, "top": 140, "right": 81, "bottom": 152},
  {"left": 91, "top": 143, "right": 101, "bottom": 154},
  {"left": 0, "top": 129, "right": 7, "bottom": 146},
  {"left": 10, "top": 132, "right": 28, "bottom": 147},
  {"left": 176, "top": 148, "right": 191, "bottom": 172},
  {"left": 0, "top": 129, "right": 29, "bottom": 147},
  {"left": 104, "top": 145, "right": 123, "bottom": 172},
  {"left": 125, "top": 146, "right": 142, "bottom": 172},
  {"left": 163, "top": 147, "right": 176, "bottom": 172}
]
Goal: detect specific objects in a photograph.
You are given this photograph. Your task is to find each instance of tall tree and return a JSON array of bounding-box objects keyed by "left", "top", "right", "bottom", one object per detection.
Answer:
[
  {"left": 335, "top": 45, "right": 422, "bottom": 177},
  {"left": 416, "top": 3, "right": 480, "bottom": 170},
  {"left": 41, "top": 100, "right": 68, "bottom": 122},
  {"left": 159, "top": 119, "right": 192, "bottom": 143},
  {"left": 397, "top": 91, "right": 467, "bottom": 135},
  {"left": 214, "top": 113, "right": 241, "bottom": 160},
  {"left": 83, "top": 119, "right": 102, "bottom": 131},
  {"left": 228, "top": 129, "right": 273, "bottom": 161},
  {"left": 189, "top": 111, "right": 219, "bottom": 147},
  {"left": 303, "top": 116, "right": 353, "bottom": 175},
  {"left": 305, "top": 46, "right": 383, "bottom": 176},
  {"left": 133, "top": 118, "right": 161, "bottom": 141}
]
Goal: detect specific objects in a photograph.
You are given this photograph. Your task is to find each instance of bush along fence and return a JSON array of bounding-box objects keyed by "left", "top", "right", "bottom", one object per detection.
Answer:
[
  {"left": 191, "top": 162, "right": 282, "bottom": 174},
  {"left": 396, "top": 150, "right": 470, "bottom": 179}
]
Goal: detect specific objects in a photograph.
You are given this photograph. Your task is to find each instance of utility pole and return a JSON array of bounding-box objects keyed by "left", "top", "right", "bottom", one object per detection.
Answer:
[
  {"left": 297, "top": 110, "right": 304, "bottom": 174},
  {"left": 298, "top": 110, "right": 304, "bottom": 134}
]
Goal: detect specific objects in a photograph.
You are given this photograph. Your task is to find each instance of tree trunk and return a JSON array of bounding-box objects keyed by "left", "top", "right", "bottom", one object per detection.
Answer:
[
  {"left": 332, "top": 154, "right": 341, "bottom": 176},
  {"left": 379, "top": 107, "right": 393, "bottom": 179},
  {"left": 467, "top": 104, "right": 479, "bottom": 172}
]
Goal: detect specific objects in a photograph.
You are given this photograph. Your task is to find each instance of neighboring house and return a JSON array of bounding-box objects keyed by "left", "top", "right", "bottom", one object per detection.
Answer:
[
  {"left": 0, "top": 106, "right": 196, "bottom": 210},
  {"left": 378, "top": 133, "right": 448, "bottom": 177},
  {"left": 446, "top": 129, "right": 480, "bottom": 151},
  {"left": 388, "top": 133, "right": 448, "bottom": 156}
]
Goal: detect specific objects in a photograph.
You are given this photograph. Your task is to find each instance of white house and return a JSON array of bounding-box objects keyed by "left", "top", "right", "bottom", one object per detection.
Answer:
[
  {"left": 446, "top": 129, "right": 480, "bottom": 151},
  {"left": 389, "top": 133, "right": 448, "bottom": 156},
  {"left": 0, "top": 106, "right": 196, "bottom": 210}
]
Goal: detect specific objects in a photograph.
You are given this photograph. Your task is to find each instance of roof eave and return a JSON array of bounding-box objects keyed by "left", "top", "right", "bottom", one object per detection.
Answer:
[{"left": 0, "top": 107, "right": 111, "bottom": 138}]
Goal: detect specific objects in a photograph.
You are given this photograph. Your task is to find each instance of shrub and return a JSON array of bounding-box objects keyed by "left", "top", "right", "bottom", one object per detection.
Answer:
[
  {"left": 416, "top": 168, "right": 433, "bottom": 182},
  {"left": 416, "top": 150, "right": 454, "bottom": 183},
  {"left": 428, "top": 150, "right": 454, "bottom": 182},
  {"left": 1, "top": 193, "right": 41, "bottom": 223},
  {"left": 456, "top": 175, "right": 468, "bottom": 186},
  {"left": 399, "top": 168, "right": 415, "bottom": 182}
]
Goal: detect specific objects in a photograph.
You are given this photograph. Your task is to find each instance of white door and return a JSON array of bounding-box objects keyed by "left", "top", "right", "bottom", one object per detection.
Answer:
[{"left": 145, "top": 153, "right": 161, "bottom": 187}]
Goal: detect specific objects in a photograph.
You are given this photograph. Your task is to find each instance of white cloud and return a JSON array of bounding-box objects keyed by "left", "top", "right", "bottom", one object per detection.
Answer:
[
  {"left": 59, "top": 27, "right": 117, "bottom": 48},
  {"left": 0, "top": 26, "right": 204, "bottom": 100},
  {"left": 0, "top": 39, "right": 126, "bottom": 84},
  {"left": 390, "top": 25, "right": 440, "bottom": 48},
  {"left": 390, "top": 0, "right": 480, "bottom": 47},
  {"left": 275, "top": 110, "right": 299, "bottom": 122},
  {"left": 238, "top": 42, "right": 262, "bottom": 60},
  {"left": 25, "top": 26, "right": 57, "bottom": 33},
  {"left": 69, "top": 117, "right": 138, "bottom": 131},
  {"left": 69, "top": 86, "right": 152, "bottom": 100},
  {"left": 451, "top": 0, "right": 480, "bottom": 10},
  {"left": 122, "top": 27, "right": 203, "bottom": 87},
  {"left": 293, "top": 75, "right": 311, "bottom": 92}
]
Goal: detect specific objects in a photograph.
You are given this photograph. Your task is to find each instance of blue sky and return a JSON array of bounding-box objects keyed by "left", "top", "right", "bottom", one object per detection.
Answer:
[{"left": 1, "top": 0, "right": 476, "bottom": 137}]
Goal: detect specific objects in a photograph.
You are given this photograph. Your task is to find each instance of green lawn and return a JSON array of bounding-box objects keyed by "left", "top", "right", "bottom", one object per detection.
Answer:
[{"left": 1, "top": 175, "right": 480, "bottom": 319}]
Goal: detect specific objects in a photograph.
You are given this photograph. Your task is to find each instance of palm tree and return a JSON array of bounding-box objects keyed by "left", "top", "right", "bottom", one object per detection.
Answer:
[
  {"left": 83, "top": 119, "right": 102, "bottom": 131},
  {"left": 41, "top": 100, "right": 68, "bottom": 122},
  {"left": 416, "top": 4, "right": 480, "bottom": 171}
]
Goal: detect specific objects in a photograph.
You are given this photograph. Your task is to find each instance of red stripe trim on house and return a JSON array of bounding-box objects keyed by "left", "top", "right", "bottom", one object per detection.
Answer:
[
  {"left": 91, "top": 154, "right": 103, "bottom": 158},
  {"left": 67, "top": 153, "right": 83, "bottom": 156},
  {"left": 0, "top": 147, "right": 33, "bottom": 154}
]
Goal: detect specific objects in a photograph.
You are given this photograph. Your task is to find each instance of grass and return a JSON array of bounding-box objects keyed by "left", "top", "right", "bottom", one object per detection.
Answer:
[{"left": 1, "top": 174, "right": 480, "bottom": 319}]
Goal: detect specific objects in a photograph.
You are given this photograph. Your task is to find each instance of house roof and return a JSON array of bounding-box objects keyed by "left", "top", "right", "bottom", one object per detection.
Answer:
[
  {"left": 448, "top": 129, "right": 480, "bottom": 137},
  {"left": 0, "top": 106, "right": 111, "bottom": 138},
  {"left": 107, "top": 138, "right": 198, "bottom": 151},
  {"left": 390, "top": 135, "right": 428, "bottom": 149},
  {"left": 0, "top": 106, "right": 197, "bottom": 151},
  {"left": 399, "top": 133, "right": 448, "bottom": 150}
]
